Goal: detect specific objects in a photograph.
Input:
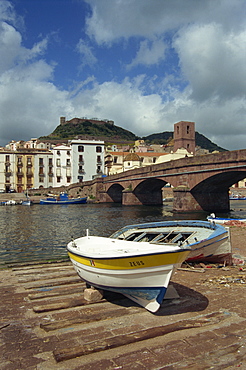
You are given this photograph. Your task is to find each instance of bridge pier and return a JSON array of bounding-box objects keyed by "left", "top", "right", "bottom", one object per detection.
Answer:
[
  {"left": 122, "top": 189, "right": 163, "bottom": 206},
  {"left": 173, "top": 186, "right": 230, "bottom": 212}
]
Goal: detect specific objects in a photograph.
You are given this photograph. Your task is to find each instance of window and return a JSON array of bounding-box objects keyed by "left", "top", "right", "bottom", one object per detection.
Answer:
[
  {"left": 57, "top": 176, "right": 61, "bottom": 183},
  {"left": 39, "top": 177, "right": 44, "bottom": 183},
  {"left": 48, "top": 176, "right": 53, "bottom": 183},
  {"left": 56, "top": 158, "right": 61, "bottom": 167},
  {"left": 66, "top": 158, "right": 71, "bottom": 166},
  {"left": 96, "top": 146, "right": 102, "bottom": 153},
  {"left": 97, "top": 155, "right": 101, "bottom": 163},
  {"left": 5, "top": 155, "right": 10, "bottom": 162},
  {"left": 39, "top": 158, "right": 43, "bottom": 165},
  {"left": 49, "top": 158, "right": 53, "bottom": 165},
  {"left": 57, "top": 150, "right": 60, "bottom": 155},
  {"left": 78, "top": 146, "right": 84, "bottom": 152},
  {"left": 67, "top": 176, "right": 71, "bottom": 183},
  {"left": 113, "top": 157, "right": 117, "bottom": 163},
  {"left": 187, "top": 125, "right": 190, "bottom": 134},
  {"left": 27, "top": 157, "right": 32, "bottom": 165},
  {"left": 67, "top": 151, "right": 70, "bottom": 155}
]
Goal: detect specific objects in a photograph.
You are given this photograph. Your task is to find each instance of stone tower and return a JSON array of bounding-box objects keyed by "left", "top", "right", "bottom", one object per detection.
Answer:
[{"left": 173, "top": 121, "right": 195, "bottom": 154}]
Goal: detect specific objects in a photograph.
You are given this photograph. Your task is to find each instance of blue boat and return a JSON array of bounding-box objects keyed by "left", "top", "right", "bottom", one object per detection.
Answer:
[{"left": 40, "top": 192, "right": 87, "bottom": 205}]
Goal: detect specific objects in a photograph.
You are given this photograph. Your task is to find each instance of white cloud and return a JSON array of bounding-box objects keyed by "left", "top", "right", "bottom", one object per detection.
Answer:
[
  {"left": 173, "top": 23, "right": 246, "bottom": 101},
  {"left": 85, "top": 0, "right": 246, "bottom": 44},
  {"left": 71, "top": 77, "right": 164, "bottom": 135},
  {"left": 127, "top": 38, "right": 167, "bottom": 69},
  {"left": 76, "top": 39, "right": 97, "bottom": 68}
]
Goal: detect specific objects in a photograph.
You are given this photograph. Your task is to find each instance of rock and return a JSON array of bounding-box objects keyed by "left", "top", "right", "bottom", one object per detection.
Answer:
[{"left": 84, "top": 288, "right": 104, "bottom": 302}]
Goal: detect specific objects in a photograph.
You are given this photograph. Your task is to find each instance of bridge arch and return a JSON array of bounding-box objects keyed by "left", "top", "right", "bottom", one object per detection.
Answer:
[
  {"left": 131, "top": 178, "right": 167, "bottom": 205},
  {"left": 176, "top": 171, "right": 246, "bottom": 212},
  {"left": 107, "top": 183, "right": 124, "bottom": 203}
]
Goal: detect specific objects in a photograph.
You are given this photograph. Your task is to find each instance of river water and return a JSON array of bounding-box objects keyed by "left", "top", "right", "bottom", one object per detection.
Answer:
[{"left": 1, "top": 200, "right": 246, "bottom": 266}]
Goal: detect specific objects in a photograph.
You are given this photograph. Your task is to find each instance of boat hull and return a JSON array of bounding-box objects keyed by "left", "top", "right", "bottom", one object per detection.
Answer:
[
  {"left": 67, "top": 236, "right": 190, "bottom": 312},
  {"left": 40, "top": 197, "right": 87, "bottom": 205}
]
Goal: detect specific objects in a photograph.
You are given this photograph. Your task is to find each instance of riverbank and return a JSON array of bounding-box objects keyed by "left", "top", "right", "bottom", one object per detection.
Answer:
[
  {"left": 0, "top": 259, "right": 245, "bottom": 369},
  {"left": 0, "top": 223, "right": 245, "bottom": 368}
]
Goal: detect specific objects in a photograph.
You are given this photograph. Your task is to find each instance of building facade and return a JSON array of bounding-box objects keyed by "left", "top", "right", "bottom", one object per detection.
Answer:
[
  {"left": 70, "top": 140, "right": 105, "bottom": 183},
  {"left": 173, "top": 121, "right": 195, "bottom": 154}
]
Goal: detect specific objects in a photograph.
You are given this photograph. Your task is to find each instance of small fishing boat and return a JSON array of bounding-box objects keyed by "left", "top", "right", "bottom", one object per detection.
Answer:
[
  {"left": 229, "top": 194, "right": 246, "bottom": 200},
  {"left": 67, "top": 220, "right": 230, "bottom": 312},
  {"left": 21, "top": 199, "right": 32, "bottom": 206},
  {"left": 40, "top": 192, "right": 87, "bottom": 205},
  {"left": 207, "top": 213, "right": 246, "bottom": 225}
]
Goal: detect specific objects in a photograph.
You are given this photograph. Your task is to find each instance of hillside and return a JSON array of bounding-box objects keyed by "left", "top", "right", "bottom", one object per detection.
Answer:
[
  {"left": 143, "top": 132, "right": 226, "bottom": 152},
  {"left": 40, "top": 120, "right": 226, "bottom": 152},
  {"left": 40, "top": 120, "right": 139, "bottom": 142}
]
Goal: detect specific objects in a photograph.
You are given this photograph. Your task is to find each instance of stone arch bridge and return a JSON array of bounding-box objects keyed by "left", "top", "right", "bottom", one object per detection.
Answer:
[{"left": 96, "top": 149, "right": 246, "bottom": 212}]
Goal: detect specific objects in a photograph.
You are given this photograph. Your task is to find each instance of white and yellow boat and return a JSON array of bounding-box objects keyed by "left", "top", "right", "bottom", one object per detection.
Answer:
[{"left": 67, "top": 220, "right": 230, "bottom": 312}]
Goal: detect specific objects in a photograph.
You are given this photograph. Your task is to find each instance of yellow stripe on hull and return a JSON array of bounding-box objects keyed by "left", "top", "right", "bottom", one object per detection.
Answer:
[{"left": 68, "top": 249, "right": 190, "bottom": 271}]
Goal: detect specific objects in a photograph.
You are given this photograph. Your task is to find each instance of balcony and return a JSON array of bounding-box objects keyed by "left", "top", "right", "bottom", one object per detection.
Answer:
[{"left": 78, "top": 169, "right": 85, "bottom": 174}]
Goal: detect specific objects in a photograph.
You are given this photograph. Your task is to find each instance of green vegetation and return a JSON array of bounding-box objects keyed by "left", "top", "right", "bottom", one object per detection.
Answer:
[
  {"left": 40, "top": 120, "right": 138, "bottom": 141},
  {"left": 40, "top": 120, "right": 226, "bottom": 152},
  {"left": 143, "top": 132, "right": 226, "bottom": 152}
]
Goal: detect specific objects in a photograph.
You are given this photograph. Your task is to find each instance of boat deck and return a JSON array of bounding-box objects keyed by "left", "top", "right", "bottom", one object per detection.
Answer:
[{"left": 0, "top": 260, "right": 246, "bottom": 369}]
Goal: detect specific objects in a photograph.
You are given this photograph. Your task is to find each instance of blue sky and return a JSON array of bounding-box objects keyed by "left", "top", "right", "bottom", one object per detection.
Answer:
[{"left": 0, "top": 0, "right": 245, "bottom": 150}]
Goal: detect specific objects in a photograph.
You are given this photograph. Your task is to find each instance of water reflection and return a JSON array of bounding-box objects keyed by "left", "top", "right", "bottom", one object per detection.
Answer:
[{"left": 0, "top": 200, "right": 245, "bottom": 265}]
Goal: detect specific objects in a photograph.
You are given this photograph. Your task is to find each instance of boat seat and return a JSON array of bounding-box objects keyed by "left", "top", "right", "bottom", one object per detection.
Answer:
[
  {"left": 170, "top": 233, "right": 183, "bottom": 243},
  {"left": 149, "top": 233, "right": 165, "bottom": 243}
]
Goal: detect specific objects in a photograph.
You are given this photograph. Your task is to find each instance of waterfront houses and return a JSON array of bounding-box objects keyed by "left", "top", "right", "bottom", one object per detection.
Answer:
[{"left": 0, "top": 139, "right": 105, "bottom": 193}]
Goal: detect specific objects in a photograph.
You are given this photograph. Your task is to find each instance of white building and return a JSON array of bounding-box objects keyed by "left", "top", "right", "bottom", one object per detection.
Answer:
[
  {"left": 70, "top": 140, "right": 105, "bottom": 183},
  {"left": 33, "top": 151, "right": 54, "bottom": 189},
  {"left": 0, "top": 150, "right": 15, "bottom": 192},
  {"left": 52, "top": 145, "right": 72, "bottom": 187}
]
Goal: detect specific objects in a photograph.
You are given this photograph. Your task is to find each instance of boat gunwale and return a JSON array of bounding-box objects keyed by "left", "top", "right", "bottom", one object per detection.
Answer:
[{"left": 67, "top": 244, "right": 191, "bottom": 261}]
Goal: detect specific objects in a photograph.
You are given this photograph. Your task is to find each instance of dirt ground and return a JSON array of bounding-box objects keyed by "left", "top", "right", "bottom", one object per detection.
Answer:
[{"left": 0, "top": 225, "right": 245, "bottom": 370}]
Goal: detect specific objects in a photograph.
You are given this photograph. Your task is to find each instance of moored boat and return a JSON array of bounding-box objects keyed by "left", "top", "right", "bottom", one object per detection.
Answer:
[
  {"left": 67, "top": 220, "right": 231, "bottom": 312},
  {"left": 40, "top": 192, "right": 87, "bottom": 205},
  {"left": 207, "top": 213, "right": 246, "bottom": 225}
]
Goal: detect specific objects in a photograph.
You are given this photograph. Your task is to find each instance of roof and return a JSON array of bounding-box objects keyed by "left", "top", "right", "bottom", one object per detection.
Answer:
[
  {"left": 123, "top": 152, "right": 141, "bottom": 162},
  {"left": 108, "top": 151, "right": 166, "bottom": 157}
]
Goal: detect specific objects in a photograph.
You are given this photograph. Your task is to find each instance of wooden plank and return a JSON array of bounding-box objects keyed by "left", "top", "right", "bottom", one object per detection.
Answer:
[
  {"left": 53, "top": 311, "right": 228, "bottom": 362},
  {"left": 23, "top": 276, "right": 82, "bottom": 289},
  {"left": 41, "top": 306, "right": 140, "bottom": 332},
  {"left": 18, "top": 271, "right": 76, "bottom": 283},
  {"left": 28, "top": 283, "right": 85, "bottom": 300},
  {"left": 13, "top": 265, "right": 74, "bottom": 275},
  {"left": 33, "top": 296, "right": 105, "bottom": 312}
]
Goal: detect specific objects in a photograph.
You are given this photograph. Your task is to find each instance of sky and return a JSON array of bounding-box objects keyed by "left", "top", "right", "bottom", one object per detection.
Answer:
[{"left": 0, "top": 0, "right": 245, "bottom": 150}]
